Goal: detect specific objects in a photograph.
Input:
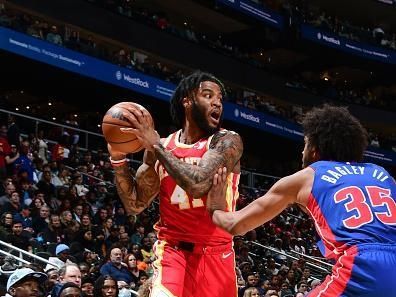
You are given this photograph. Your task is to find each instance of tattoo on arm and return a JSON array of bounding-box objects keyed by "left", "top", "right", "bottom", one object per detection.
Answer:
[
  {"left": 154, "top": 130, "right": 243, "bottom": 198},
  {"left": 114, "top": 156, "right": 159, "bottom": 215}
]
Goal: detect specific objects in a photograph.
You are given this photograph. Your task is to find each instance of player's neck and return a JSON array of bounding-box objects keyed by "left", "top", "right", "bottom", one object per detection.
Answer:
[{"left": 180, "top": 123, "right": 206, "bottom": 144}]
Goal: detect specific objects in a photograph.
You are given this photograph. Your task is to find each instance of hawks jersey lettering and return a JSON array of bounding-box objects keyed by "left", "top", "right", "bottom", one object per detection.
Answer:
[
  {"left": 307, "top": 161, "right": 396, "bottom": 259},
  {"left": 154, "top": 129, "right": 240, "bottom": 245}
]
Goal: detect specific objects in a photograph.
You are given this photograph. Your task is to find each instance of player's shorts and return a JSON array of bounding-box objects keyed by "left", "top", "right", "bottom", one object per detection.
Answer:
[
  {"left": 150, "top": 238, "right": 237, "bottom": 297},
  {"left": 308, "top": 243, "right": 396, "bottom": 297}
]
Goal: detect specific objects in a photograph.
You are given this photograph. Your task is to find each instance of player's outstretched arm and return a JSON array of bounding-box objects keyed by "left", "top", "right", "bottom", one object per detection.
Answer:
[
  {"left": 110, "top": 146, "right": 160, "bottom": 216},
  {"left": 154, "top": 130, "right": 243, "bottom": 198},
  {"left": 209, "top": 168, "right": 313, "bottom": 235}
]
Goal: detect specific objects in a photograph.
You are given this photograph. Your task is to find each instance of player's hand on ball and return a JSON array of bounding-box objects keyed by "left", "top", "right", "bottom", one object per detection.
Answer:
[
  {"left": 107, "top": 143, "right": 126, "bottom": 160},
  {"left": 207, "top": 167, "right": 228, "bottom": 214},
  {"left": 120, "top": 106, "right": 160, "bottom": 151}
]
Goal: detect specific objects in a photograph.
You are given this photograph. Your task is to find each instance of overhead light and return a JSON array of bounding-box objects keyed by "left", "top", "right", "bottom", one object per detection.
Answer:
[
  {"left": 97, "top": 124, "right": 101, "bottom": 128},
  {"left": 26, "top": 106, "right": 30, "bottom": 109},
  {"left": 48, "top": 102, "right": 52, "bottom": 106},
  {"left": 74, "top": 114, "right": 78, "bottom": 118},
  {"left": 260, "top": 52, "right": 263, "bottom": 56},
  {"left": 184, "top": 22, "right": 187, "bottom": 26},
  {"left": 20, "top": 90, "right": 24, "bottom": 94},
  {"left": 52, "top": 117, "right": 56, "bottom": 121},
  {"left": 15, "top": 107, "right": 19, "bottom": 111},
  {"left": 324, "top": 77, "right": 329, "bottom": 81}
]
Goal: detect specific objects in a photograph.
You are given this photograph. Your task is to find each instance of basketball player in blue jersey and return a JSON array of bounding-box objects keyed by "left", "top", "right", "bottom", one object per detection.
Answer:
[{"left": 208, "top": 105, "right": 396, "bottom": 296}]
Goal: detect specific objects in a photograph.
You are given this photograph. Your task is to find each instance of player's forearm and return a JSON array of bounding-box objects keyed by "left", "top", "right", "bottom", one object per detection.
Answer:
[
  {"left": 212, "top": 210, "right": 243, "bottom": 235},
  {"left": 113, "top": 164, "right": 157, "bottom": 215},
  {"left": 153, "top": 143, "right": 222, "bottom": 197}
]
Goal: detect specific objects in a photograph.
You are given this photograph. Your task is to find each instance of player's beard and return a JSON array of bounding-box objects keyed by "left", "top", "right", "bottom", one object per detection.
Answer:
[{"left": 191, "top": 100, "right": 221, "bottom": 135}]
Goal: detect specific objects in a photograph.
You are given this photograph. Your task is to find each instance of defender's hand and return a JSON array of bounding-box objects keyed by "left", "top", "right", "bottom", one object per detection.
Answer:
[{"left": 207, "top": 167, "right": 228, "bottom": 214}]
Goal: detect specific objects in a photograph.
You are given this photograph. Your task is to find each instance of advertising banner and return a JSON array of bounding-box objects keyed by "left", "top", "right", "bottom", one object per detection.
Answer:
[{"left": 216, "top": 0, "right": 284, "bottom": 29}]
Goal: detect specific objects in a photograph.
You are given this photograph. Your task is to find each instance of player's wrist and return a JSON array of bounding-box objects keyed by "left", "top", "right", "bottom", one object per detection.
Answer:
[{"left": 109, "top": 156, "right": 127, "bottom": 167}]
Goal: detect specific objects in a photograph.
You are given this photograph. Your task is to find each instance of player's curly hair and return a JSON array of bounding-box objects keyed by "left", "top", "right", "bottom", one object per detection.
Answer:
[
  {"left": 302, "top": 104, "right": 368, "bottom": 162},
  {"left": 170, "top": 71, "right": 226, "bottom": 128}
]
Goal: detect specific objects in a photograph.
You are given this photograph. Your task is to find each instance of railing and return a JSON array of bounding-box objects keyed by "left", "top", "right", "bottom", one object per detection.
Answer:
[
  {"left": 249, "top": 241, "right": 332, "bottom": 278},
  {"left": 0, "top": 240, "right": 61, "bottom": 269},
  {"left": 0, "top": 108, "right": 104, "bottom": 150}
]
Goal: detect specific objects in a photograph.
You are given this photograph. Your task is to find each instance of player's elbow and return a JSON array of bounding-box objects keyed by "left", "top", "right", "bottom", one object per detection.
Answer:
[{"left": 187, "top": 183, "right": 210, "bottom": 199}]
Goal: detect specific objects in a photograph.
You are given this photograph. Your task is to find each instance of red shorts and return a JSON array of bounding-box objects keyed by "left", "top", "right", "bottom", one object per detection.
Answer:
[{"left": 150, "top": 239, "right": 237, "bottom": 297}]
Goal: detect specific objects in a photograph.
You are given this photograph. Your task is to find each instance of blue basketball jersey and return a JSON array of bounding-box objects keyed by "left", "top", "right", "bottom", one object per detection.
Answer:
[{"left": 307, "top": 161, "right": 396, "bottom": 259}]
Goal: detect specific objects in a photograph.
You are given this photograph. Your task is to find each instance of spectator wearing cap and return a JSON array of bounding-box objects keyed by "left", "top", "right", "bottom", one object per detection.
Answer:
[
  {"left": 6, "top": 268, "right": 47, "bottom": 297},
  {"left": 100, "top": 247, "right": 133, "bottom": 284},
  {"left": 45, "top": 244, "right": 72, "bottom": 272}
]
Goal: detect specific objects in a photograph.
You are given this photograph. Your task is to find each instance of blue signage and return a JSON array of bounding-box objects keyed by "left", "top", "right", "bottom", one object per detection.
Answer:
[
  {"left": 216, "top": 0, "right": 284, "bottom": 29},
  {"left": 0, "top": 27, "right": 395, "bottom": 165},
  {"left": 0, "top": 27, "right": 175, "bottom": 101},
  {"left": 223, "top": 103, "right": 304, "bottom": 141},
  {"left": 301, "top": 24, "right": 396, "bottom": 65}
]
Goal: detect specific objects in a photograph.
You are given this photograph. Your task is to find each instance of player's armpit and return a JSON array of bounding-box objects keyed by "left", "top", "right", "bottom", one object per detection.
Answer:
[
  {"left": 114, "top": 150, "right": 159, "bottom": 215},
  {"left": 153, "top": 130, "right": 243, "bottom": 198}
]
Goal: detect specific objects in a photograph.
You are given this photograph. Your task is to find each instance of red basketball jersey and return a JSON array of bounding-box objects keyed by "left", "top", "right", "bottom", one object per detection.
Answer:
[{"left": 154, "top": 129, "right": 240, "bottom": 246}]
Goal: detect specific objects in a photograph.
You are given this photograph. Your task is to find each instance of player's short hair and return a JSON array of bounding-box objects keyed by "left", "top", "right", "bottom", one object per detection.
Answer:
[
  {"left": 302, "top": 104, "right": 368, "bottom": 162},
  {"left": 170, "top": 70, "right": 226, "bottom": 128}
]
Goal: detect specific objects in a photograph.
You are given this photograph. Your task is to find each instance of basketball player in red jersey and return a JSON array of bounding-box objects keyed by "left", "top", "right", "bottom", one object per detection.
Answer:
[{"left": 107, "top": 71, "right": 243, "bottom": 297}]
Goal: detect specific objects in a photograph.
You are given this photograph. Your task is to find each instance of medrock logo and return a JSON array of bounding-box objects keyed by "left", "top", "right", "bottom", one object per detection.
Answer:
[
  {"left": 234, "top": 108, "right": 240, "bottom": 117},
  {"left": 317, "top": 33, "right": 322, "bottom": 40},
  {"left": 115, "top": 71, "right": 122, "bottom": 80}
]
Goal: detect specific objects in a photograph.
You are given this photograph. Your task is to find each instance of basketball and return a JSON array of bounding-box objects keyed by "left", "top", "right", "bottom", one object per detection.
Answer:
[{"left": 102, "top": 102, "right": 153, "bottom": 153}]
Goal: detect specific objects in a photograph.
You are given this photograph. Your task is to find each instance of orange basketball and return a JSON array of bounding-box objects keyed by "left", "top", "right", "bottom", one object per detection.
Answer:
[{"left": 102, "top": 102, "right": 152, "bottom": 153}]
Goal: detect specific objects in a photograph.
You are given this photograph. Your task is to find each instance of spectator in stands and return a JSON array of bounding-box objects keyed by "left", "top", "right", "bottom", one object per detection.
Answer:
[
  {"left": 72, "top": 204, "right": 83, "bottom": 224},
  {"left": 81, "top": 276, "right": 94, "bottom": 297},
  {"left": 130, "top": 224, "right": 144, "bottom": 245},
  {"left": 46, "top": 25, "right": 63, "bottom": 45},
  {"left": 123, "top": 253, "right": 144, "bottom": 290},
  {"left": 42, "top": 214, "right": 66, "bottom": 244},
  {"left": 30, "top": 193, "right": 45, "bottom": 217},
  {"left": 59, "top": 263, "right": 82, "bottom": 287},
  {"left": 6, "top": 219, "right": 32, "bottom": 252},
  {"left": 6, "top": 115, "right": 21, "bottom": 147},
  {"left": 239, "top": 273, "right": 259, "bottom": 297},
  {"left": 36, "top": 169, "right": 57, "bottom": 203},
  {"left": 295, "top": 281, "right": 308, "bottom": 296},
  {"left": 44, "top": 268, "right": 60, "bottom": 295},
  {"left": 13, "top": 205, "right": 33, "bottom": 231},
  {"left": 5, "top": 144, "right": 19, "bottom": 177},
  {"left": 100, "top": 247, "right": 133, "bottom": 284},
  {"left": 57, "top": 282, "right": 83, "bottom": 297},
  {"left": 13, "top": 140, "right": 35, "bottom": 183},
  {"left": 32, "top": 204, "right": 50, "bottom": 234},
  {"left": 31, "top": 130, "right": 48, "bottom": 164},
  {"left": 1, "top": 191, "right": 21, "bottom": 215},
  {"left": 0, "top": 134, "right": 11, "bottom": 179},
  {"left": 0, "top": 212, "right": 13, "bottom": 241},
  {"left": 6, "top": 267, "right": 47, "bottom": 297},
  {"left": 242, "top": 287, "right": 260, "bottom": 297},
  {"left": 0, "top": 181, "right": 15, "bottom": 206},
  {"left": 93, "top": 275, "right": 118, "bottom": 297}
]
